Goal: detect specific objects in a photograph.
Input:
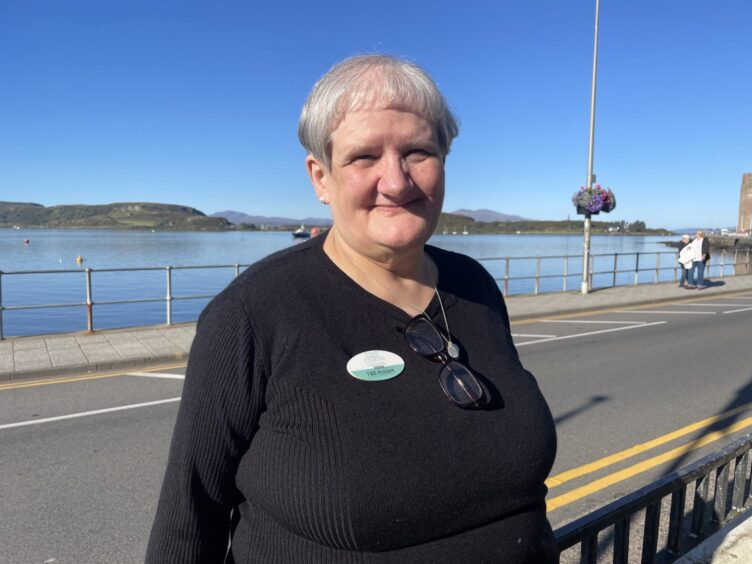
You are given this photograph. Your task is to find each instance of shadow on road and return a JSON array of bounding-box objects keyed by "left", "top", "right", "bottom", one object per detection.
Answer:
[
  {"left": 645, "top": 374, "right": 752, "bottom": 560},
  {"left": 563, "top": 378, "right": 752, "bottom": 563},
  {"left": 553, "top": 395, "right": 609, "bottom": 426},
  {"left": 662, "top": 375, "right": 752, "bottom": 477}
]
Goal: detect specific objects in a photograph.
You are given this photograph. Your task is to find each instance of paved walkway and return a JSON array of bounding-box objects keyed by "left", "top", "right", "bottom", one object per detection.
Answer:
[
  {"left": 0, "top": 325, "right": 195, "bottom": 381},
  {"left": 1, "top": 275, "right": 751, "bottom": 561},
  {"left": 505, "top": 273, "right": 752, "bottom": 321},
  {"left": 675, "top": 508, "right": 752, "bottom": 563},
  {"left": 2, "top": 275, "right": 751, "bottom": 383}
]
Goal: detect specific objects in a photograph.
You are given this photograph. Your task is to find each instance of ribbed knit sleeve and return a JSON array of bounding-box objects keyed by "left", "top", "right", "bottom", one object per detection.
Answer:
[{"left": 146, "top": 288, "right": 267, "bottom": 563}]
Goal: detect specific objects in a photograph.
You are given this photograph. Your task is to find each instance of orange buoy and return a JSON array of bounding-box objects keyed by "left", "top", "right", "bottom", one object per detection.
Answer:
[{"left": 76, "top": 255, "right": 84, "bottom": 265}]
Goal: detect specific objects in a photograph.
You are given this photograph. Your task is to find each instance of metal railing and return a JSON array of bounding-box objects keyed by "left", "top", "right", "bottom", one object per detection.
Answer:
[
  {"left": 0, "top": 249, "right": 749, "bottom": 338},
  {"left": 554, "top": 432, "right": 752, "bottom": 563},
  {"left": 0, "top": 263, "right": 250, "bottom": 339},
  {"left": 479, "top": 249, "right": 751, "bottom": 297}
]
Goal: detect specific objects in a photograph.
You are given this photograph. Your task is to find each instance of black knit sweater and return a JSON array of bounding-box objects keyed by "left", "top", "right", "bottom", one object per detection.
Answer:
[{"left": 146, "top": 234, "right": 557, "bottom": 563}]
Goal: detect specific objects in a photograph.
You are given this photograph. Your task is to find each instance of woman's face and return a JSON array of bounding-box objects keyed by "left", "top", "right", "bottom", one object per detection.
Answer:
[{"left": 307, "top": 107, "right": 445, "bottom": 259}]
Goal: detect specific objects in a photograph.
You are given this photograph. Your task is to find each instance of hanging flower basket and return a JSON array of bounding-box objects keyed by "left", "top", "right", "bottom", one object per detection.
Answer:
[{"left": 572, "top": 184, "right": 616, "bottom": 215}]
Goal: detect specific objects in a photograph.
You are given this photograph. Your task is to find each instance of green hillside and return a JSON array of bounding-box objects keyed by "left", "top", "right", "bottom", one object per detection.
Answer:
[
  {"left": 0, "top": 201, "right": 233, "bottom": 230},
  {"left": 438, "top": 213, "right": 671, "bottom": 235},
  {"left": 0, "top": 201, "right": 671, "bottom": 234}
]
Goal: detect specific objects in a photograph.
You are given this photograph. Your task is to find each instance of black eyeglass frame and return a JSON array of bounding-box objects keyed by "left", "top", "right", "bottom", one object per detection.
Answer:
[{"left": 404, "top": 315, "right": 487, "bottom": 409}]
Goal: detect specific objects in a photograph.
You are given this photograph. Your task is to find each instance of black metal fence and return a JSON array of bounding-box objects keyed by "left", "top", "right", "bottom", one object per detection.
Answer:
[{"left": 554, "top": 432, "right": 752, "bottom": 563}]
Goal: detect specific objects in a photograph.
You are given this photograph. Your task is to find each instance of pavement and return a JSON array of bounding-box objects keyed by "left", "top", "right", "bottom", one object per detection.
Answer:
[
  {"left": 0, "top": 324, "right": 195, "bottom": 382},
  {"left": 505, "top": 273, "right": 752, "bottom": 322},
  {"left": 1, "top": 274, "right": 751, "bottom": 562},
  {"left": 2, "top": 274, "right": 751, "bottom": 383},
  {"left": 674, "top": 509, "right": 752, "bottom": 563}
]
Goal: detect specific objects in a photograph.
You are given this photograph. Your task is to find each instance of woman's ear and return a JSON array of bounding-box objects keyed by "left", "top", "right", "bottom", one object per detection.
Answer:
[{"left": 306, "top": 155, "right": 329, "bottom": 204}]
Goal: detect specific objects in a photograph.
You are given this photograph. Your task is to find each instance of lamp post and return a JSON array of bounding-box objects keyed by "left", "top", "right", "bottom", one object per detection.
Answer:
[{"left": 581, "top": 0, "right": 601, "bottom": 294}]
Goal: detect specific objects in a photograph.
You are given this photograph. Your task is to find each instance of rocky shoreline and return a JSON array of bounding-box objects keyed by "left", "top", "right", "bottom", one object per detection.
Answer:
[{"left": 663, "top": 235, "right": 752, "bottom": 250}]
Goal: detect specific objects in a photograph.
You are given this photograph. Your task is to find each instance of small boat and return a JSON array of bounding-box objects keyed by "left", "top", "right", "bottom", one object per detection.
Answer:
[
  {"left": 462, "top": 226, "right": 469, "bottom": 235},
  {"left": 292, "top": 225, "right": 311, "bottom": 239}
]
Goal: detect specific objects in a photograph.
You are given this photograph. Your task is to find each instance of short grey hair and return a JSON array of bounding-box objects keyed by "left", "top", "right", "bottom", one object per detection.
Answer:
[{"left": 298, "top": 54, "right": 459, "bottom": 170}]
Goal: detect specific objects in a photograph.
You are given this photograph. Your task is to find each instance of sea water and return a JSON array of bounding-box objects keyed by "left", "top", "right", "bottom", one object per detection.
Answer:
[{"left": 0, "top": 229, "right": 680, "bottom": 337}]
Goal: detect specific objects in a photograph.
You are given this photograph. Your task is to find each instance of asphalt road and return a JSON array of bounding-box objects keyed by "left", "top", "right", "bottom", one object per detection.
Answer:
[
  {"left": 516, "top": 294, "right": 752, "bottom": 526},
  {"left": 0, "top": 373, "right": 183, "bottom": 564},
  {"left": 1, "top": 292, "right": 751, "bottom": 562}
]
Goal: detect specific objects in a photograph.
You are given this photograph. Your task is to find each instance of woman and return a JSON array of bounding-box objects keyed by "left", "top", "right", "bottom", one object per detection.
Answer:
[
  {"left": 677, "top": 234, "right": 695, "bottom": 288},
  {"left": 147, "top": 54, "right": 557, "bottom": 563}
]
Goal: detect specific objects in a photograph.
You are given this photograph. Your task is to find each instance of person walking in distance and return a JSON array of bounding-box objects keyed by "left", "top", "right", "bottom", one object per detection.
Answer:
[
  {"left": 691, "top": 230, "right": 710, "bottom": 289},
  {"left": 677, "top": 234, "right": 694, "bottom": 288}
]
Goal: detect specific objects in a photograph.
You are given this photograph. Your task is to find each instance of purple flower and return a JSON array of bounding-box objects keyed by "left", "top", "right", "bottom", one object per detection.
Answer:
[{"left": 572, "top": 185, "right": 616, "bottom": 214}]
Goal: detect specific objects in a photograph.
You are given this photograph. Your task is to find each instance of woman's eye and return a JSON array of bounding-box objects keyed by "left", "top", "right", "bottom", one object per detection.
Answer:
[
  {"left": 405, "top": 148, "right": 431, "bottom": 160},
  {"left": 349, "top": 154, "right": 377, "bottom": 166}
]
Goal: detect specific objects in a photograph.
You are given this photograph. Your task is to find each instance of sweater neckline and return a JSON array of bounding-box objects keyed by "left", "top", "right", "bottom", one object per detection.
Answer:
[{"left": 309, "top": 231, "right": 458, "bottom": 324}]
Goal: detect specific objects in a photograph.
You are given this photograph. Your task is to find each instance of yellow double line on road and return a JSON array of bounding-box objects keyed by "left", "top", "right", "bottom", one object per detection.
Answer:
[
  {"left": 546, "top": 402, "right": 752, "bottom": 511},
  {"left": 0, "top": 362, "right": 187, "bottom": 390},
  {"left": 4, "top": 363, "right": 751, "bottom": 514}
]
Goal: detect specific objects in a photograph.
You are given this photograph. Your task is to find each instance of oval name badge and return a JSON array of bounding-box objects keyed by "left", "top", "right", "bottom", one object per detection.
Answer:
[{"left": 346, "top": 350, "right": 405, "bottom": 382}]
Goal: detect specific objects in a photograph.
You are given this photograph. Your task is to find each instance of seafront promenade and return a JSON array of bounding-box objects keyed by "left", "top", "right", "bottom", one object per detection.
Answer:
[
  {"left": 2, "top": 274, "right": 752, "bottom": 383},
  {"left": 2, "top": 275, "right": 752, "bottom": 563}
]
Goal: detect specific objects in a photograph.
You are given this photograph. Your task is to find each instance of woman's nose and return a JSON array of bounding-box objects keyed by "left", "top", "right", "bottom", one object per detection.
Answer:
[{"left": 378, "top": 155, "right": 410, "bottom": 195}]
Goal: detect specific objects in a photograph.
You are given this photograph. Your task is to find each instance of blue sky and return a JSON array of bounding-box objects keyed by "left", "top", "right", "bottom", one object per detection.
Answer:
[{"left": 1, "top": 1, "right": 749, "bottom": 229}]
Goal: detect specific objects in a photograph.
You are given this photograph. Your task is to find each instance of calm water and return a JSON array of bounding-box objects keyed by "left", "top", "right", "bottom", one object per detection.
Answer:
[{"left": 0, "top": 229, "right": 682, "bottom": 337}]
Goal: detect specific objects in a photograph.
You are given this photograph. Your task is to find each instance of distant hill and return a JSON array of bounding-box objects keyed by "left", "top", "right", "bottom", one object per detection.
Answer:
[
  {"left": 0, "top": 201, "right": 233, "bottom": 230},
  {"left": 0, "top": 201, "right": 671, "bottom": 235},
  {"left": 451, "top": 208, "right": 530, "bottom": 223},
  {"left": 211, "top": 210, "right": 332, "bottom": 227},
  {"left": 438, "top": 212, "right": 671, "bottom": 235}
]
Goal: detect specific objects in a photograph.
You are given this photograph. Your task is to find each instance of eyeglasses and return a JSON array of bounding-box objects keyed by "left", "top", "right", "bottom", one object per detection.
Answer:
[{"left": 404, "top": 315, "right": 486, "bottom": 408}]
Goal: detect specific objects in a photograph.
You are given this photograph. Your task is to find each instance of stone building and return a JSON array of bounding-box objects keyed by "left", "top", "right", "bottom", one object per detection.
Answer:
[
  {"left": 740, "top": 173, "right": 752, "bottom": 234},
  {"left": 738, "top": 173, "right": 752, "bottom": 274}
]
